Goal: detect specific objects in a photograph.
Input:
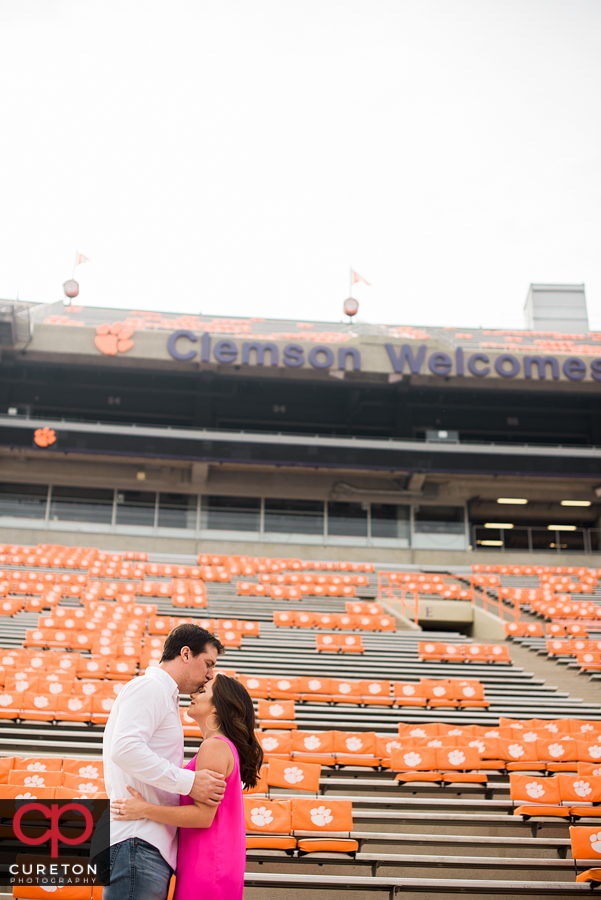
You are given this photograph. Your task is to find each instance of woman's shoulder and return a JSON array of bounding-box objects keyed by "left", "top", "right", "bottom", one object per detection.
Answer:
[{"left": 195, "top": 736, "right": 236, "bottom": 774}]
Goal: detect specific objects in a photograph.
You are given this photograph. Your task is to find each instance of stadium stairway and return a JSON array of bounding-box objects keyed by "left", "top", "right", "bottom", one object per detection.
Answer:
[{"left": 0, "top": 552, "right": 600, "bottom": 899}]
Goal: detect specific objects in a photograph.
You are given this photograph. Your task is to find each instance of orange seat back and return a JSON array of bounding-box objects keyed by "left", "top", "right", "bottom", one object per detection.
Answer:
[
  {"left": 62, "top": 773, "right": 105, "bottom": 793},
  {"left": 291, "top": 797, "right": 353, "bottom": 832},
  {"left": 0, "top": 785, "right": 56, "bottom": 799},
  {"left": 271, "top": 676, "right": 301, "bottom": 697},
  {"left": 8, "top": 770, "right": 62, "bottom": 787},
  {"left": 291, "top": 731, "right": 336, "bottom": 754},
  {"left": 454, "top": 680, "right": 486, "bottom": 701},
  {"left": 338, "top": 634, "right": 363, "bottom": 651},
  {"left": 421, "top": 680, "right": 456, "bottom": 701},
  {"left": 257, "top": 731, "right": 292, "bottom": 756},
  {"left": 329, "top": 679, "right": 362, "bottom": 699},
  {"left": 558, "top": 774, "right": 601, "bottom": 803},
  {"left": 257, "top": 699, "right": 296, "bottom": 721},
  {"left": 509, "top": 773, "right": 560, "bottom": 803},
  {"left": 570, "top": 826, "right": 601, "bottom": 862},
  {"left": 334, "top": 731, "right": 376, "bottom": 755},
  {"left": 435, "top": 746, "right": 481, "bottom": 770},
  {"left": 298, "top": 677, "right": 333, "bottom": 696},
  {"left": 63, "top": 759, "right": 104, "bottom": 779},
  {"left": 267, "top": 757, "right": 321, "bottom": 792},
  {"left": 391, "top": 747, "right": 437, "bottom": 771},
  {"left": 393, "top": 682, "right": 426, "bottom": 700},
  {"left": 243, "top": 797, "right": 292, "bottom": 833},
  {"left": 577, "top": 742, "right": 601, "bottom": 763},
  {"left": 358, "top": 679, "right": 390, "bottom": 698},
  {"left": 498, "top": 738, "right": 540, "bottom": 763},
  {"left": 238, "top": 675, "right": 270, "bottom": 696},
  {"left": 17, "top": 757, "right": 62, "bottom": 772},
  {"left": 537, "top": 738, "right": 578, "bottom": 762}
]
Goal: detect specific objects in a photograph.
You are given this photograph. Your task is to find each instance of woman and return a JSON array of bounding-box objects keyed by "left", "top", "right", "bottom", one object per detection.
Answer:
[{"left": 111, "top": 674, "right": 263, "bottom": 900}]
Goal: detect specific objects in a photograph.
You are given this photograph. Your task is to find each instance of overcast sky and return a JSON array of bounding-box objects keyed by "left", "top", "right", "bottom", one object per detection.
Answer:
[{"left": 0, "top": 0, "right": 599, "bottom": 329}]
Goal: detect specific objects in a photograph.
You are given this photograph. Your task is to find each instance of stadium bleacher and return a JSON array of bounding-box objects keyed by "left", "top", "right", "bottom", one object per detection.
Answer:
[
  {"left": 471, "top": 564, "right": 601, "bottom": 684},
  {"left": 1, "top": 546, "right": 601, "bottom": 898}
]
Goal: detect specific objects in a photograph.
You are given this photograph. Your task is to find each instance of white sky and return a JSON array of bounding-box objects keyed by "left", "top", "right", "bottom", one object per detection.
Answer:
[{"left": 0, "top": 0, "right": 599, "bottom": 330}]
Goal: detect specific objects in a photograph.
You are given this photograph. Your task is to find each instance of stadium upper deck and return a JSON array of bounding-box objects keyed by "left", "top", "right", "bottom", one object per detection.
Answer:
[{"left": 0, "top": 298, "right": 599, "bottom": 566}]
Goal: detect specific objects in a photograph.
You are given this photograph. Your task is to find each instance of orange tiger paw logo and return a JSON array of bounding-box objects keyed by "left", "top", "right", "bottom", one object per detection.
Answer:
[
  {"left": 34, "top": 427, "right": 57, "bottom": 448},
  {"left": 95, "top": 323, "right": 134, "bottom": 356}
]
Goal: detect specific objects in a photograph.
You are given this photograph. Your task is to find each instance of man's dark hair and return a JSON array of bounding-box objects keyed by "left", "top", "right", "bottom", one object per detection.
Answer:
[{"left": 160, "top": 623, "right": 224, "bottom": 662}]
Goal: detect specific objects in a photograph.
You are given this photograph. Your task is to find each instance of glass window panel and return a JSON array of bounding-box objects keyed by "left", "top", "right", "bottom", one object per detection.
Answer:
[
  {"left": 371, "top": 504, "right": 410, "bottom": 540},
  {"left": 531, "top": 528, "right": 555, "bottom": 552},
  {"left": 414, "top": 505, "right": 465, "bottom": 534},
  {"left": 264, "top": 499, "right": 324, "bottom": 535},
  {"left": 50, "top": 486, "right": 114, "bottom": 524},
  {"left": 202, "top": 496, "right": 260, "bottom": 532},
  {"left": 0, "top": 482, "right": 48, "bottom": 519},
  {"left": 503, "top": 527, "right": 530, "bottom": 551},
  {"left": 115, "top": 491, "right": 156, "bottom": 527},
  {"left": 327, "top": 501, "right": 368, "bottom": 537},
  {"left": 548, "top": 528, "right": 585, "bottom": 553},
  {"left": 474, "top": 526, "right": 503, "bottom": 550},
  {"left": 158, "top": 493, "right": 197, "bottom": 530}
]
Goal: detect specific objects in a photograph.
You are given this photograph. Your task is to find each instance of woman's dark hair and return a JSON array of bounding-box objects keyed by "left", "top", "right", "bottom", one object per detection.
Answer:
[
  {"left": 160, "top": 623, "right": 224, "bottom": 662},
  {"left": 211, "top": 675, "right": 264, "bottom": 789}
]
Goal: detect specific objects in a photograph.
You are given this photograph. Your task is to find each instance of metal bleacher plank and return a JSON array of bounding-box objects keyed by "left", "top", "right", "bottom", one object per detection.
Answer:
[
  {"left": 249, "top": 851, "right": 583, "bottom": 872},
  {"left": 243, "top": 871, "right": 591, "bottom": 894},
  {"left": 332, "top": 830, "right": 571, "bottom": 850}
]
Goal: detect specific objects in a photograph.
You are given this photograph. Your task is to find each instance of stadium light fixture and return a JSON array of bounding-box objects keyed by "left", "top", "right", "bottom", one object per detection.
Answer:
[
  {"left": 484, "top": 523, "right": 514, "bottom": 529},
  {"left": 560, "top": 500, "right": 591, "bottom": 507},
  {"left": 497, "top": 498, "right": 528, "bottom": 504},
  {"left": 547, "top": 524, "right": 577, "bottom": 531},
  {"left": 478, "top": 539, "right": 503, "bottom": 546},
  {"left": 343, "top": 298, "right": 359, "bottom": 318}
]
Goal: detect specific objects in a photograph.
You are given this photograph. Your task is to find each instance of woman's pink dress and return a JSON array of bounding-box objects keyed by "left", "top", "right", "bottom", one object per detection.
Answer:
[{"left": 173, "top": 737, "right": 245, "bottom": 900}]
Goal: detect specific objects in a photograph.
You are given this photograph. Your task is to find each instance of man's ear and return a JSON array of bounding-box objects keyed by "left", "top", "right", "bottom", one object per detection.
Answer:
[{"left": 180, "top": 646, "right": 191, "bottom": 663}]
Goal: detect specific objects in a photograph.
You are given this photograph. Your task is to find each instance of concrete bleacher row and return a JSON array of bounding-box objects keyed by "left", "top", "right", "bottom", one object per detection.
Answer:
[{"left": 0, "top": 546, "right": 601, "bottom": 897}]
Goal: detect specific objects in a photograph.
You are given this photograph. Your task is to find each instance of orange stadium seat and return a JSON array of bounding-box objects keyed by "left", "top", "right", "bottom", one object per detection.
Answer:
[
  {"left": 393, "top": 681, "right": 427, "bottom": 707},
  {"left": 269, "top": 676, "right": 301, "bottom": 700},
  {"left": 358, "top": 679, "right": 394, "bottom": 705},
  {"left": 291, "top": 730, "right": 336, "bottom": 765},
  {"left": 329, "top": 679, "right": 364, "bottom": 704},
  {"left": 257, "top": 699, "right": 296, "bottom": 729},
  {"left": 256, "top": 730, "right": 292, "bottom": 759},
  {"left": 334, "top": 731, "right": 378, "bottom": 767},
  {"left": 571, "top": 825, "right": 601, "bottom": 885},
  {"left": 238, "top": 674, "right": 271, "bottom": 698}
]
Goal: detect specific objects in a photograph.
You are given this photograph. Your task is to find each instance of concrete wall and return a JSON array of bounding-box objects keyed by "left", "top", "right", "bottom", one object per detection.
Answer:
[
  {"left": 471, "top": 606, "right": 506, "bottom": 642},
  {"left": 1, "top": 522, "right": 598, "bottom": 569}
]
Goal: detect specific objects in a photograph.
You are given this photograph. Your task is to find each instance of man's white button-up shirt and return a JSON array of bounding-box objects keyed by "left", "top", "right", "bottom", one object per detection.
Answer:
[{"left": 103, "top": 665, "right": 195, "bottom": 869}]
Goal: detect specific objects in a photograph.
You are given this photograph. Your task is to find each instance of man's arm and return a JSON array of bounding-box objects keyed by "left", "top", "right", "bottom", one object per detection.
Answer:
[
  {"left": 113, "top": 738, "right": 232, "bottom": 828},
  {"left": 109, "top": 679, "right": 195, "bottom": 794},
  {"left": 109, "top": 679, "right": 225, "bottom": 805}
]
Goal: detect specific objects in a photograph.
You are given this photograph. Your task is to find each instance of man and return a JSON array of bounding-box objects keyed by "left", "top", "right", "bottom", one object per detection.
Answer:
[{"left": 103, "top": 623, "right": 227, "bottom": 900}]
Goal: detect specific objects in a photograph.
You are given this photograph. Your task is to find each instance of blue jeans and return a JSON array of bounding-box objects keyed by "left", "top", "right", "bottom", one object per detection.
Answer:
[{"left": 104, "top": 838, "right": 173, "bottom": 900}]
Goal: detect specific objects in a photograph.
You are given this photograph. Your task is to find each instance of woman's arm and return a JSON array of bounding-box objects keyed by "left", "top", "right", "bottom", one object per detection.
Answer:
[{"left": 112, "top": 738, "right": 234, "bottom": 829}]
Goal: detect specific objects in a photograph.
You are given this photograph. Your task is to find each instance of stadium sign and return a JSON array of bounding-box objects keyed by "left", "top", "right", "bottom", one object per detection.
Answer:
[{"left": 167, "top": 330, "right": 601, "bottom": 382}]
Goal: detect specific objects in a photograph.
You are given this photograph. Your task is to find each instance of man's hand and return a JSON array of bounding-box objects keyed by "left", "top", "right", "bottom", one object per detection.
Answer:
[{"left": 189, "top": 768, "right": 227, "bottom": 806}]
